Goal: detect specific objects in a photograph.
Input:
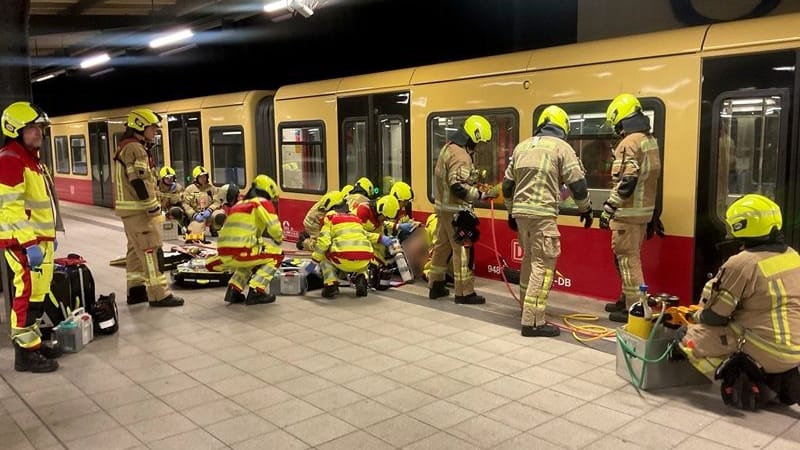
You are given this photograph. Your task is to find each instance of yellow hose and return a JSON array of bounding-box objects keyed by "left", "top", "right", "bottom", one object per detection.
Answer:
[{"left": 557, "top": 313, "right": 617, "bottom": 342}]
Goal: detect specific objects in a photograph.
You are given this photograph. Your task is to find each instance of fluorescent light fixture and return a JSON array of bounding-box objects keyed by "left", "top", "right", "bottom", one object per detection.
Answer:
[
  {"left": 287, "top": 0, "right": 314, "bottom": 17},
  {"left": 150, "top": 28, "right": 194, "bottom": 49},
  {"left": 222, "top": 131, "right": 242, "bottom": 135},
  {"left": 772, "top": 66, "right": 795, "bottom": 72},
  {"left": 33, "top": 73, "right": 56, "bottom": 83},
  {"left": 264, "top": 1, "right": 286, "bottom": 13},
  {"left": 80, "top": 53, "right": 110, "bottom": 69}
]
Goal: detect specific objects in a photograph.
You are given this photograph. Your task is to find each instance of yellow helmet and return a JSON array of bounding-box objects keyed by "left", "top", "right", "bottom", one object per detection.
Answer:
[
  {"left": 389, "top": 181, "right": 414, "bottom": 202},
  {"left": 2, "top": 101, "right": 50, "bottom": 138},
  {"left": 192, "top": 165, "right": 209, "bottom": 180},
  {"left": 375, "top": 195, "right": 400, "bottom": 220},
  {"left": 127, "top": 108, "right": 162, "bottom": 132},
  {"left": 606, "top": 94, "right": 642, "bottom": 126},
  {"left": 425, "top": 213, "right": 438, "bottom": 231},
  {"left": 463, "top": 115, "right": 492, "bottom": 144},
  {"left": 341, "top": 184, "right": 354, "bottom": 196},
  {"left": 159, "top": 166, "right": 176, "bottom": 179},
  {"left": 726, "top": 194, "right": 782, "bottom": 238},
  {"left": 252, "top": 174, "right": 279, "bottom": 200},
  {"left": 355, "top": 177, "right": 374, "bottom": 196},
  {"left": 537, "top": 105, "right": 570, "bottom": 135},
  {"left": 319, "top": 190, "right": 346, "bottom": 211}
]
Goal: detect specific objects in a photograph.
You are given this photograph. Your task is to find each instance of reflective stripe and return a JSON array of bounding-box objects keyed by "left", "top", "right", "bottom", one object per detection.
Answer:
[
  {"left": 758, "top": 251, "right": 800, "bottom": 277},
  {"left": 715, "top": 289, "right": 738, "bottom": 310},
  {"left": 730, "top": 323, "right": 800, "bottom": 359},
  {"left": 615, "top": 206, "right": 655, "bottom": 218},
  {"left": 11, "top": 323, "right": 42, "bottom": 349},
  {"left": 25, "top": 199, "right": 51, "bottom": 209},
  {"left": 768, "top": 279, "right": 791, "bottom": 346},
  {"left": 0, "top": 192, "right": 23, "bottom": 202}
]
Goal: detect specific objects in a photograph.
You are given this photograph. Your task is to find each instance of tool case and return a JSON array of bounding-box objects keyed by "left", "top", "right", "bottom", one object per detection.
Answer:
[
  {"left": 269, "top": 267, "right": 308, "bottom": 295},
  {"left": 172, "top": 258, "right": 232, "bottom": 287}
]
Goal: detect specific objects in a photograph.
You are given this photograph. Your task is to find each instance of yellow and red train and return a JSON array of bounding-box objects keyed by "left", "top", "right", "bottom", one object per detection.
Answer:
[{"left": 46, "top": 13, "right": 800, "bottom": 303}]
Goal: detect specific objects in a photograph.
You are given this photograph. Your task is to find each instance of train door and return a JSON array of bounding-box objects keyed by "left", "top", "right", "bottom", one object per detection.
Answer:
[
  {"left": 88, "top": 121, "right": 113, "bottom": 207},
  {"left": 255, "top": 95, "right": 277, "bottom": 178},
  {"left": 167, "top": 112, "right": 203, "bottom": 184},
  {"left": 695, "top": 50, "right": 798, "bottom": 297},
  {"left": 338, "top": 92, "right": 411, "bottom": 194}
]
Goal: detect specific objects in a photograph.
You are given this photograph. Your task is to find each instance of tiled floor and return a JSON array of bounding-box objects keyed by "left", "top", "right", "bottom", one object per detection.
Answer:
[{"left": 1, "top": 202, "right": 799, "bottom": 449}]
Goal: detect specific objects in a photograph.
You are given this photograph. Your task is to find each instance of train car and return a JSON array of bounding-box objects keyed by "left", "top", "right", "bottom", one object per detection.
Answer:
[
  {"left": 47, "top": 90, "right": 276, "bottom": 207},
  {"left": 272, "top": 13, "right": 800, "bottom": 304}
]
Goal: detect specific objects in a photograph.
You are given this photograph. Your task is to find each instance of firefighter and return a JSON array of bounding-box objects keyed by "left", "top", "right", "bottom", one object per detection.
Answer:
[
  {"left": 113, "top": 108, "right": 183, "bottom": 307},
  {"left": 0, "top": 102, "right": 62, "bottom": 372},
  {"left": 182, "top": 165, "right": 225, "bottom": 236},
  {"left": 206, "top": 175, "right": 283, "bottom": 305},
  {"left": 157, "top": 166, "right": 185, "bottom": 224},
  {"left": 601, "top": 94, "right": 662, "bottom": 322},
  {"left": 299, "top": 190, "right": 346, "bottom": 251},
  {"left": 385, "top": 181, "right": 420, "bottom": 240},
  {"left": 428, "top": 115, "right": 498, "bottom": 304},
  {"left": 502, "top": 105, "right": 593, "bottom": 337},
  {"left": 345, "top": 177, "right": 374, "bottom": 209},
  {"left": 677, "top": 194, "right": 800, "bottom": 406}
]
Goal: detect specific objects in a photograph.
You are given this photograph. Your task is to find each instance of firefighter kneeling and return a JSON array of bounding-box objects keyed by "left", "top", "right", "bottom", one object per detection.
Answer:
[
  {"left": 675, "top": 194, "right": 800, "bottom": 409},
  {"left": 206, "top": 175, "right": 283, "bottom": 305}
]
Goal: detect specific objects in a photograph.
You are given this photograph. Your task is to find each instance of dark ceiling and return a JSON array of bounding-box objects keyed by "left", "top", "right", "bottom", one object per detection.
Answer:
[{"left": 30, "top": 0, "right": 579, "bottom": 116}]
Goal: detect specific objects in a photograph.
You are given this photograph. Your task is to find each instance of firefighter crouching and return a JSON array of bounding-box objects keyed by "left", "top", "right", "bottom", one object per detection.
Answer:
[
  {"left": 298, "top": 190, "right": 346, "bottom": 251},
  {"left": 206, "top": 175, "right": 283, "bottom": 305},
  {"left": 182, "top": 165, "right": 226, "bottom": 236},
  {"left": 503, "top": 105, "right": 593, "bottom": 337},
  {"left": 157, "top": 166, "right": 185, "bottom": 224},
  {"left": 345, "top": 177, "right": 375, "bottom": 210},
  {"left": 676, "top": 194, "right": 800, "bottom": 408}
]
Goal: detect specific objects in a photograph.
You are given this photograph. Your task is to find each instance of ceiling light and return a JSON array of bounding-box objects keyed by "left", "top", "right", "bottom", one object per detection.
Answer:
[
  {"left": 80, "top": 53, "right": 110, "bottom": 69},
  {"left": 33, "top": 74, "right": 55, "bottom": 83},
  {"left": 263, "top": 1, "right": 287, "bottom": 13},
  {"left": 150, "top": 28, "right": 194, "bottom": 49},
  {"left": 287, "top": 0, "right": 314, "bottom": 18}
]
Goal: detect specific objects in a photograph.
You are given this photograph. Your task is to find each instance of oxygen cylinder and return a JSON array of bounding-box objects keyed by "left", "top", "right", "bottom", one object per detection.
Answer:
[{"left": 392, "top": 243, "right": 413, "bottom": 282}]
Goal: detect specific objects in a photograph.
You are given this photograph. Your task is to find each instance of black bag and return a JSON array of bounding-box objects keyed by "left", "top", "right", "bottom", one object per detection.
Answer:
[
  {"left": 93, "top": 293, "right": 119, "bottom": 335},
  {"left": 44, "top": 254, "right": 96, "bottom": 339}
]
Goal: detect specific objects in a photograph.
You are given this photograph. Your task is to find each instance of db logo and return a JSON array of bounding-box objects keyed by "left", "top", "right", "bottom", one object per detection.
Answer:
[
  {"left": 511, "top": 239, "right": 524, "bottom": 262},
  {"left": 282, "top": 220, "right": 299, "bottom": 240}
]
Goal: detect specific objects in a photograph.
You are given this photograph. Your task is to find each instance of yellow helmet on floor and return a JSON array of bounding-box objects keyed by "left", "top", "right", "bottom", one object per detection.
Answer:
[
  {"left": 726, "top": 194, "right": 782, "bottom": 238},
  {"left": 389, "top": 181, "right": 414, "bottom": 202},
  {"left": 375, "top": 195, "right": 400, "bottom": 220},
  {"left": 127, "top": 108, "right": 162, "bottom": 132},
  {"left": 319, "top": 190, "right": 346, "bottom": 211},
  {"left": 252, "top": 175, "right": 279, "bottom": 200},
  {"left": 537, "top": 105, "right": 570, "bottom": 135},
  {"left": 192, "top": 165, "right": 209, "bottom": 180},
  {"left": 159, "top": 166, "right": 176, "bottom": 179},
  {"left": 463, "top": 115, "right": 492, "bottom": 144},
  {"left": 606, "top": 94, "right": 642, "bottom": 126},
  {"left": 2, "top": 102, "right": 50, "bottom": 138}
]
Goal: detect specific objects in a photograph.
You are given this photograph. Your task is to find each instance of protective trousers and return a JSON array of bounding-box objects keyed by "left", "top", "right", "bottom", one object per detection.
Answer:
[
  {"left": 208, "top": 252, "right": 281, "bottom": 294},
  {"left": 5, "top": 242, "right": 54, "bottom": 349},
  {"left": 428, "top": 211, "right": 473, "bottom": 296},
  {"left": 320, "top": 257, "right": 369, "bottom": 285},
  {"left": 611, "top": 221, "right": 646, "bottom": 307},
  {"left": 122, "top": 213, "right": 170, "bottom": 302},
  {"left": 681, "top": 325, "right": 800, "bottom": 380},
  {"left": 517, "top": 217, "right": 560, "bottom": 327}
]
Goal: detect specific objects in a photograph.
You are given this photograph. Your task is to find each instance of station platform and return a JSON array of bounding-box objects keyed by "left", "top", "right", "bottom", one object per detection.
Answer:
[{"left": 1, "top": 202, "right": 799, "bottom": 449}]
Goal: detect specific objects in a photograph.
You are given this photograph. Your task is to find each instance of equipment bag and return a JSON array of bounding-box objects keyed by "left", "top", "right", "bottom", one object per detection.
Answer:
[
  {"left": 93, "top": 293, "right": 119, "bottom": 335},
  {"left": 172, "top": 257, "right": 232, "bottom": 287},
  {"left": 44, "top": 253, "right": 96, "bottom": 339}
]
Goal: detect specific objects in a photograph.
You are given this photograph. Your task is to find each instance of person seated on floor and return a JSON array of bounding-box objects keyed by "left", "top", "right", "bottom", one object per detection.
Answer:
[
  {"left": 676, "top": 194, "right": 800, "bottom": 409},
  {"left": 206, "top": 175, "right": 283, "bottom": 305},
  {"left": 157, "top": 166, "right": 186, "bottom": 226},
  {"left": 182, "top": 165, "right": 225, "bottom": 237}
]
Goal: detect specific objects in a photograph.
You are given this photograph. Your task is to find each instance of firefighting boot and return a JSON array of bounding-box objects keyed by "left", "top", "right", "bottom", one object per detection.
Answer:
[
  {"left": 455, "top": 293, "right": 486, "bottom": 304},
  {"left": 604, "top": 294, "right": 626, "bottom": 313},
  {"left": 322, "top": 284, "right": 338, "bottom": 299},
  {"left": 521, "top": 324, "right": 560, "bottom": 337},
  {"left": 127, "top": 285, "right": 148, "bottom": 305},
  {"left": 245, "top": 289, "right": 276, "bottom": 305},
  {"left": 428, "top": 281, "right": 450, "bottom": 300},
  {"left": 224, "top": 286, "right": 246, "bottom": 304},
  {"left": 609, "top": 310, "right": 629, "bottom": 323},
  {"left": 15, "top": 346, "right": 59, "bottom": 373},
  {"left": 39, "top": 343, "right": 63, "bottom": 359},
  {"left": 354, "top": 274, "right": 369, "bottom": 297},
  {"left": 149, "top": 294, "right": 185, "bottom": 307}
]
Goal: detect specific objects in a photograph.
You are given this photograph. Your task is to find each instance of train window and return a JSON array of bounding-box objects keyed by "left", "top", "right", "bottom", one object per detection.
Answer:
[
  {"left": 151, "top": 130, "right": 164, "bottom": 170},
  {"left": 40, "top": 131, "right": 54, "bottom": 174},
  {"left": 54, "top": 136, "right": 70, "bottom": 174},
  {"left": 210, "top": 126, "right": 246, "bottom": 188},
  {"left": 342, "top": 119, "right": 367, "bottom": 188},
  {"left": 427, "top": 110, "right": 519, "bottom": 207},
  {"left": 70, "top": 135, "right": 88, "bottom": 175},
  {"left": 278, "top": 122, "right": 326, "bottom": 193},
  {"left": 714, "top": 95, "right": 784, "bottom": 220},
  {"left": 378, "top": 115, "right": 405, "bottom": 194}
]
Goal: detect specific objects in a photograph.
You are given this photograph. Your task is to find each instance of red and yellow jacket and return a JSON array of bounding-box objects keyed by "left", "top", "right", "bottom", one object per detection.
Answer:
[{"left": 312, "top": 213, "right": 374, "bottom": 264}]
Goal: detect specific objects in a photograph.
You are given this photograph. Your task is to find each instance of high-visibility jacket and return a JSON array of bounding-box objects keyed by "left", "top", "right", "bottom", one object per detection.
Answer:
[
  {"left": 312, "top": 213, "right": 374, "bottom": 264},
  {"left": 504, "top": 135, "right": 589, "bottom": 218},
  {"left": 182, "top": 182, "right": 221, "bottom": 218},
  {"left": 157, "top": 180, "right": 184, "bottom": 210},
  {"left": 351, "top": 202, "right": 384, "bottom": 244},
  {"left": 216, "top": 198, "right": 283, "bottom": 260},
  {"left": 0, "top": 141, "right": 57, "bottom": 248},
  {"left": 113, "top": 137, "right": 160, "bottom": 218},
  {"left": 434, "top": 142, "right": 480, "bottom": 213},
  {"left": 701, "top": 246, "right": 800, "bottom": 365},
  {"left": 303, "top": 198, "right": 327, "bottom": 237},
  {"left": 346, "top": 192, "right": 370, "bottom": 210},
  {"left": 607, "top": 132, "right": 661, "bottom": 223}
]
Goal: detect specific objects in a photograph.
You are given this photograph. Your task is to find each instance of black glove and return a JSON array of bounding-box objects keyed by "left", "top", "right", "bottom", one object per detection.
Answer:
[
  {"left": 599, "top": 202, "right": 616, "bottom": 230},
  {"left": 579, "top": 209, "right": 593, "bottom": 228},
  {"left": 508, "top": 217, "right": 518, "bottom": 232},
  {"left": 647, "top": 217, "right": 666, "bottom": 240}
]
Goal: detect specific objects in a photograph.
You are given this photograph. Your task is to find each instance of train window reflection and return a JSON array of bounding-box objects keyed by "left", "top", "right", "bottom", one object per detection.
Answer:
[
  {"left": 715, "top": 95, "right": 782, "bottom": 220},
  {"left": 279, "top": 122, "right": 326, "bottom": 193},
  {"left": 70, "top": 135, "right": 88, "bottom": 175},
  {"left": 379, "top": 115, "right": 405, "bottom": 194},
  {"left": 211, "top": 127, "right": 245, "bottom": 188},
  {"left": 427, "top": 110, "right": 519, "bottom": 208},
  {"left": 342, "top": 119, "right": 367, "bottom": 188},
  {"left": 55, "top": 136, "right": 70, "bottom": 174}
]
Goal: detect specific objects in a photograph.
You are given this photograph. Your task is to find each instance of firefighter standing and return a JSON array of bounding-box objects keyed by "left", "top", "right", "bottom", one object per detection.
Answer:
[
  {"left": 157, "top": 166, "right": 185, "bottom": 223},
  {"left": 678, "top": 195, "right": 800, "bottom": 401},
  {"left": 502, "top": 106, "right": 593, "bottom": 337},
  {"left": 206, "top": 175, "right": 283, "bottom": 305},
  {"left": 182, "top": 165, "right": 225, "bottom": 235},
  {"left": 0, "top": 102, "right": 61, "bottom": 372},
  {"left": 600, "top": 94, "right": 662, "bottom": 322},
  {"left": 428, "top": 115, "right": 498, "bottom": 304},
  {"left": 114, "top": 108, "right": 184, "bottom": 307}
]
